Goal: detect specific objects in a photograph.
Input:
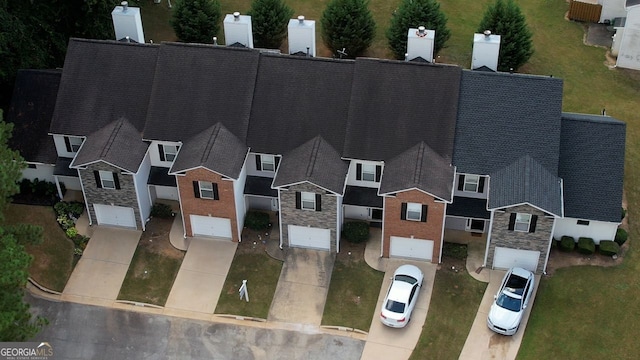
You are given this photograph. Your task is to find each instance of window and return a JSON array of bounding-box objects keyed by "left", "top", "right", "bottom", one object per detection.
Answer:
[
  {"left": 301, "top": 192, "right": 316, "bottom": 210},
  {"left": 98, "top": 170, "right": 116, "bottom": 189},
  {"left": 27, "top": 163, "right": 37, "bottom": 169},
  {"left": 65, "top": 136, "right": 83, "bottom": 153},
  {"left": 514, "top": 213, "right": 531, "bottom": 232},
  {"left": 457, "top": 174, "right": 485, "bottom": 193},
  {"left": 406, "top": 202, "right": 422, "bottom": 221},
  {"left": 356, "top": 163, "right": 381, "bottom": 182},
  {"left": 159, "top": 144, "right": 179, "bottom": 162},
  {"left": 261, "top": 155, "right": 276, "bottom": 172},
  {"left": 193, "top": 181, "right": 219, "bottom": 200},
  {"left": 577, "top": 220, "right": 590, "bottom": 226}
]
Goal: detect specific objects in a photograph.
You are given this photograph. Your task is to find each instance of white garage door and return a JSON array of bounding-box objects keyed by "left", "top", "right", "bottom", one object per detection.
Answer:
[
  {"left": 94, "top": 204, "right": 136, "bottom": 228},
  {"left": 390, "top": 236, "right": 434, "bottom": 261},
  {"left": 288, "top": 225, "right": 331, "bottom": 251},
  {"left": 190, "top": 215, "right": 232, "bottom": 239},
  {"left": 493, "top": 247, "right": 540, "bottom": 272}
]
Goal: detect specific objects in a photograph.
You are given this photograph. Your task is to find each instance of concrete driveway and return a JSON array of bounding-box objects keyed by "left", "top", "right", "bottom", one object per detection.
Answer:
[
  {"left": 164, "top": 237, "right": 237, "bottom": 315},
  {"left": 268, "top": 248, "right": 335, "bottom": 326},
  {"left": 360, "top": 260, "right": 437, "bottom": 360},
  {"left": 459, "top": 270, "right": 541, "bottom": 360},
  {"left": 62, "top": 227, "right": 141, "bottom": 306}
]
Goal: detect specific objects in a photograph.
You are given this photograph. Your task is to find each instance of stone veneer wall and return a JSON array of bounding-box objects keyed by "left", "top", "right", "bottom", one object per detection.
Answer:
[
  {"left": 487, "top": 204, "right": 554, "bottom": 274},
  {"left": 80, "top": 162, "right": 142, "bottom": 229},
  {"left": 280, "top": 182, "right": 338, "bottom": 252}
]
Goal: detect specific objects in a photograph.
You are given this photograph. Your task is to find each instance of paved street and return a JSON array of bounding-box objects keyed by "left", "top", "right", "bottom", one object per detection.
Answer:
[{"left": 27, "top": 294, "right": 364, "bottom": 360}]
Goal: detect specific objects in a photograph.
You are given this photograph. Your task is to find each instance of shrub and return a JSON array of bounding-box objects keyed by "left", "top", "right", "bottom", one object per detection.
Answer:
[
  {"left": 599, "top": 240, "right": 620, "bottom": 256},
  {"left": 14, "top": 178, "right": 59, "bottom": 205},
  {"left": 57, "top": 214, "right": 74, "bottom": 230},
  {"left": 244, "top": 211, "right": 271, "bottom": 230},
  {"left": 621, "top": 207, "right": 627, "bottom": 220},
  {"left": 73, "top": 235, "right": 90, "bottom": 250},
  {"left": 559, "top": 236, "right": 575, "bottom": 252},
  {"left": 66, "top": 227, "right": 78, "bottom": 239},
  {"left": 615, "top": 228, "right": 628, "bottom": 246},
  {"left": 150, "top": 203, "right": 174, "bottom": 218},
  {"left": 54, "top": 201, "right": 84, "bottom": 218},
  {"left": 577, "top": 237, "right": 595, "bottom": 255},
  {"left": 342, "top": 221, "right": 370, "bottom": 243},
  {"left": 442, "top": 242, "right": 467, "bottom": 260}
]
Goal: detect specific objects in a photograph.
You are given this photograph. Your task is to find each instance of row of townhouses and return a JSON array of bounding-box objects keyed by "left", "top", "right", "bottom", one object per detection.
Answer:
[{"left": 7, "top": 7, "right": 625, "bottom": 275}]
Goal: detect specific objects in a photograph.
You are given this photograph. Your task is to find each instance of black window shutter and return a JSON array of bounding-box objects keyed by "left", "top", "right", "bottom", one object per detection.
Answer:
[
  {"left": 113, "top": 173, "right": 120, "bottom": 190},
  {"left": 65, "top": 137, "right": 72, "bottom": 152},
  {"left": 213, "top": 183, "right": 219, "bottom": 200},
  {"left": 94, "top": 171, "right": 102, "bottom": 188},
  {"left": 295, "top": 192, "right": 301, "bottom": 209},
  {"left": 255, "top": 155, "right": 262, "bottom": 171},
  {"left": 275, "top": 156, "right": 280, "bottom": 170},
  {"left": 158, "top": 144, "right": 165, "bottom": 161},
  {"left": 193, "top": 181, "right": 200, "bottom": 198},
  {"left": 457, "top": 174, "right": 465, "bottom": 191},
  {"left": 315, "top": 194, "right": 321, "bottom": 211},
  {"left": 508, "top": 213, "right": 516, "bottom": 230},
  {"left": 356, "top": 163, "right": 362, "bottom": 180},
  {"left": 529, "top": 215, "right": 538, "bottom": 233},
  {"left": 375, "top": 165, "right": 382, "bottom": 182},
  {"left": 478, "top": 177, "right": 485, "bottom": 193},
  {"left": 421, "top": 205, "right": 428, "bottom": 222},
  {"left": 400, "top": 202, "right": 407, "bottom": 220}
]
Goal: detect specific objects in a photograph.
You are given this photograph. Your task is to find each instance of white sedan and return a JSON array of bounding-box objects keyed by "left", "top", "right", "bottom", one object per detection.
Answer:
[
  {"left": 487, "top": 267, "right": 535, "bottom": 335},
  {"left": 380, "top": 264, "right": 424, "bottom": 328}
]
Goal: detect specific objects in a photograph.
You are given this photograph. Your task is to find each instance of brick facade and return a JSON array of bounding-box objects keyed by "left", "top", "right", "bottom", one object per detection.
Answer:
[
  {"left": 280, "top": 182, "right": 338, "bottom": 252},
  {"left": 382, "top": 190, "right": 446, "bottom": 263},
  {"left": 80, "top": 162, "right": 142, "bottom": 229},
  {"left": 487, "top": 204, "right": 554, "bottom": 274},
  {"left": 178, "top": 168, "right": 239, "bottom": 242}
]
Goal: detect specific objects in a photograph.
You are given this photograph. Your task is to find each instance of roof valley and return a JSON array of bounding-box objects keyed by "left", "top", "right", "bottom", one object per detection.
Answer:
[{"left": 100, "top": 119, "right": 125, "bottom": 158}]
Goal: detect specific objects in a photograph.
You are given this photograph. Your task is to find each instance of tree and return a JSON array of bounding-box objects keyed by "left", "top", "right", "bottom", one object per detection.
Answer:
[
  {"left": 477, "top": 0, "right": 533, "bottom": 72},
  {"left": 248, "top": 0, "right": 293, "bottom": 49},
  {"left": 321, "top": 0, "right": 376, "bottom": 58},
  {"left": 0, "top": 111, "right": 47, "bottom": 341},
  {"left": 386, "top": 0, "right": 451, "bottom": 60},
  {"left": 171, "top": 0, "right": 221, "bottom": 44}
]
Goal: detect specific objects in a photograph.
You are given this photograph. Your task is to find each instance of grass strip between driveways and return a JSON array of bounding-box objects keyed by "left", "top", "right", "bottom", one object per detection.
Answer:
[
  {"left": 2, "top": 204, "right": 75, "bottom": 292},
  {"left": 118, "top": 245, "right": 183, "bottom": 306},
  {"left": 215, "top": 253, "right": 283, "bottom": 319},
  {"left": 322, "top": 252, "right": 384, "bottom": 332},
  {"left": 411, "top": 264, "right": 487, "bottom": 360}
]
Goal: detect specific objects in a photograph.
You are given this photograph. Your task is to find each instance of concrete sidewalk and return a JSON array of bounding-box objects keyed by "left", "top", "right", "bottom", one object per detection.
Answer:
[{"left": 62, "top": 227, "right": 141, "bottom": 306}]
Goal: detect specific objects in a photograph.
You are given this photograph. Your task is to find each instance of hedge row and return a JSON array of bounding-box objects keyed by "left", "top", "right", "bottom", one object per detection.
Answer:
[{"left": 557, "top": 234, "right": 622, "bottom": 256}]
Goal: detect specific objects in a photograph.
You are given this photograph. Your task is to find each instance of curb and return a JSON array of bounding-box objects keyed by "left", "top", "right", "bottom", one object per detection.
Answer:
[
  {"left": 215, "top": 314, "right": 267, "bottom": 323},
  {"left": 321, "top": 325, "right": 368, "bottom": 336},
  {"left": 28, "top": 278, "right": 62, "bottom": 296},
  {"left": 114, "top": 300, "right": 164, "bottom": 310}
]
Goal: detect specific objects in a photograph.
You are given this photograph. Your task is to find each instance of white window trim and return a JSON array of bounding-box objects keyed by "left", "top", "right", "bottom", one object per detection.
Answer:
[
  {"left": 261, "top": 154, "right": 276, "bottom": 172},
  {"left": 406, "top": 202, "right": 422, "bottom": 221},
  {"left": 301, "top": 191, "right": 316, "bottom": 211},
  {"left": 361, "top": 163, "right": 376, "bottom": 182},
  {"left": 69, "top": 137, "right": 83, "bottom": 153},
  {"left": 463, "top": 174, "right": 480, "bottom": 192},
  {"left": 199, "top": 181, "right": 214, "bottom": 199},
  {"left": 514, "top": 213, "right": 531, "bottom": 232},
  {"left": 99, "top": 170, "right": 116, "bottom": 190},
  {"left": 163, "top": 144, "right": 179, "bottom": 162}
]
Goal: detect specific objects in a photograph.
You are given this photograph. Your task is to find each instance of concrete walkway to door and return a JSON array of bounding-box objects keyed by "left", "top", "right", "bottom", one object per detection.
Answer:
[
  {"left": 268, "top": 248, "right": 335, "bottom": 326},
  {"left": 164, "top": 237, "right": 237, "bottom": 317},
  {"left": 62, "top": 227, "right": 141, "bottom": 306}
]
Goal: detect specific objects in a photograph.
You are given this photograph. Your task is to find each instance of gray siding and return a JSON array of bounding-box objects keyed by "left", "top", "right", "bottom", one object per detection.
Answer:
[
  {"left": 280, "top": 183, "right": 338, "bottom": 252},
  {"left": 80, "top": 162, "right": 142, "bottom": 229},
  {"left": 487, "top": 204, "right": 554, "bottom": 273}
]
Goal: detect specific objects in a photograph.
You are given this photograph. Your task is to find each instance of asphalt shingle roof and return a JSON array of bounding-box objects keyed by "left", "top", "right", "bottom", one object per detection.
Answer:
[
  {"left": 247, "top": 54, "right": 354, "bottom": 155},
  {"left": 559, "top": 113, "right": 625, "bottom": 222},
  {"left": 379, "top": 142, "right": 454, "bottom": 201},
  {"left": 169, "top": 123, "right": 248, "bottom": 179},
  {"left": 272, "top": 136, "right": 348, "bottom": 194},
  {"left": 453, "top": 70, "right": 564, "bottom": 175},
  {"left": 70, "top": 118, "right": 149, "bottom": 173},
  {"left": 447, "top": 197, "right": 490, "bottom": 219},
  {"left": 343, "top": 59, "right": 461, "bottom": 161},
  {"left": 143, "top": 43, "right": 259, "bottom": 142},
  {"left": 488, "top": 155, "right": 563, "bottom": 216},
  {"left": 7, "top": 69, "right": 61, "bottom": 164},
  {"left": 51, "top": 39, "right": 158, "bottom": 135}
]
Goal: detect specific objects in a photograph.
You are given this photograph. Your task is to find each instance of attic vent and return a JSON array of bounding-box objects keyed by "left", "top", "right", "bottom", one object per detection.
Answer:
[
  {"left": 234, "top": 11, "right": 240, "bottom": 21},
  {"left": 121, "top": 1, "right": 128, "bottom": 12},
  {"left": 484, "top": 30, "right": 491, "bottom": 37},
  {"left": 417, "top": 26, "right": 427, "bottom": 37}
]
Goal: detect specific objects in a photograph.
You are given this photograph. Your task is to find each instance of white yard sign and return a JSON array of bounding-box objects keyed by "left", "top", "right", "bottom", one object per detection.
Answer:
[{"left": 239, "top": 280, "right": 249, "bottom": 302}]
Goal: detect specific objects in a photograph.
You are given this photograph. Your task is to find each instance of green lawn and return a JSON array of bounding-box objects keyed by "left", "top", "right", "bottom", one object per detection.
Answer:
[
  {"left": 322, "top": 243, "right": 384, "bottom": 332},
  {"left": 215, "top": 252, "right": 283, "bottom": 319},
  {"left": 2, "top": 204, "right": 75, "bottom": 292}
]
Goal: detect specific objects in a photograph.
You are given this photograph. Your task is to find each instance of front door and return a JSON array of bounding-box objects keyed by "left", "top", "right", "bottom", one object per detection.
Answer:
[{"left": 466, "top": 218, "right": 485, "bottom": 232}]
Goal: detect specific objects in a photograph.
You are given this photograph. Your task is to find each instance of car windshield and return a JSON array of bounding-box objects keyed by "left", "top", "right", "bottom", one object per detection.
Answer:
[
  {"left": 395, "top": 274, "right": 418, "bottom": 285},
  {"left": 496, "top": 292, "right": 522, "bottom": 312},
  {"left": 385, "top": 299, "right": 406, "bottom": 313}
]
